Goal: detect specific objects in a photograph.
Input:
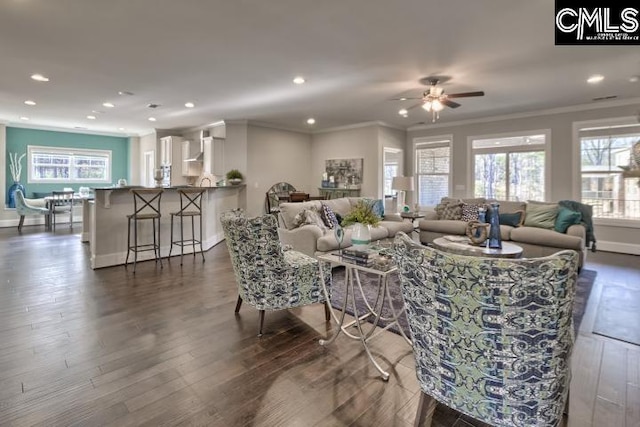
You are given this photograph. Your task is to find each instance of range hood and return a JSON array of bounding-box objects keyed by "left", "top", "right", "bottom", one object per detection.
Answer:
[
  {"left": 185, "top": 130, "right": 208, "bottom": 162},
  {"left": 185, "top": 151, "right": 203, "bottom": 162}
]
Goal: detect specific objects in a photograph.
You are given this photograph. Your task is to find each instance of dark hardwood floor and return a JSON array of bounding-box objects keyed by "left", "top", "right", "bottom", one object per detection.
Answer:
[{"left": 0, "top": 225, "right": 638, "bottom": 426}]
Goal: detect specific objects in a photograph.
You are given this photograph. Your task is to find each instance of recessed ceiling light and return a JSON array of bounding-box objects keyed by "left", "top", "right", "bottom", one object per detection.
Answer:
[
  {"left": 20, "top": 116, "right": 30, "bottom": 120},
  {"left": 87, "top": 115, "right": 97, "bottom": 120},
  {"left": 587, "top": 74, "right": 604, "bottom": 84},
  {"left": 184, "top": 102, "right": 195, "bottom": 108},
  {"left": 306, "top": 118, "right": 316, "bottom": 125},
  {"left": 24, "top": 100, "right": 36, "bottom": 106},
  {"left": 293, "top": 76, "right": 306, "bottom": 85},
  {"left": 398, "top": 108, "right": 408, "bottom": 115},
  {"left": 118, "top": 127, "right": 126, "bottom": 131},
  {"left": 102, "top": 102, "right": 115, "bottom": 108},
  {"left": 148, "top": 117, "right": 157, "bottom": 122},
  {"left": 118, "top": 91, "right": 134, "bottom": 96},
  {"left": 630, "top": 76, "right": 639, "bottom": 83},
  {"left": 399, "top": 98, "right": 408, "bottom": 101},
  {"left": 31, "top": 74, "right": 49, "bottom": 82}
]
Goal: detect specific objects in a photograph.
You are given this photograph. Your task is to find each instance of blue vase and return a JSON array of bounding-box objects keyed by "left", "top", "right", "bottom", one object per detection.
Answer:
[
  {"left": 476, "top": 207, "right": 487, "bottom": 239},
  {"left": 6, "top": 181, "right": 26, "bottom": 208},
  {"left": 487, "top": 202, "right": 502, "bottom": 249}
]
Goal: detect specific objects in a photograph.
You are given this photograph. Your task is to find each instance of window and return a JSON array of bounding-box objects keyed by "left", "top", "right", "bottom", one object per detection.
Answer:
[
  {"left": 471, "top": 132, "right": 548, "bottom": 201},
  {"left": 28, "top": 146, "right": 111, "bottom": 183},
  {"left": 579, "top": 121, "right": 640, "bottom": 220},
  {"left": 383, "top": 148, "right": 402, "bottom": 196},
  {"left": 415, "top": 136, "right": 451, "bottom": 207}
]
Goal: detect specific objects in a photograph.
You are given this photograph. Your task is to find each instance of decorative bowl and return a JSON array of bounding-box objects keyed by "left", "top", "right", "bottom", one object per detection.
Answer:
[{"left": 228, "top": 178, "right": 243, "bottom": 185}]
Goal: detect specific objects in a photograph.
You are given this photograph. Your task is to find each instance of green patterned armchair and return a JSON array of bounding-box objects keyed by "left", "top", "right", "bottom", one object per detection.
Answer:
[
  {"left": 220, "top": 209, "right": 331, "bottom": 336},
  {"left": 392, "top": 232, "right": 579, "bottom": 427}
]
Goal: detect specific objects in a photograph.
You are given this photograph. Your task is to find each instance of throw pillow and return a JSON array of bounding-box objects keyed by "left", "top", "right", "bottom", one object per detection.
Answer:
[
  {"left": 320, "top": 203, "right": 339, "bottom": 229},
  {"left": 461, "top": 203, "right": 483, "bottom": 222},
  {"left": 524, "top": 203, "right": 558, "bottom": 229},
  {"left": 554, "top": 207, "right": 582, "bottom": 233},
  {"left": 363, "top": 198, "right": 385, "bottom": 218},
  {"left": 293, "top": 208, "right": 327, "bottom": 231},
  {"left": 499, "top": 210, "right": 525, "bottom": 227},
  {"left": 435, "top": 202, "right": 463, "bottom": 220}
]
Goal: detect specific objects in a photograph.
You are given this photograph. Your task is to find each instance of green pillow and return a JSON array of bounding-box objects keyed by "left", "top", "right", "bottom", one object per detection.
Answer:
[
  {"left": 554, "top": 207, "right": 582, "bottom": 233},
  {"left": 499, "top": 210, "right": 524, "bottom": 227},
  {"left": 524, "top": 203, "right": 558, "bottom": 229}
]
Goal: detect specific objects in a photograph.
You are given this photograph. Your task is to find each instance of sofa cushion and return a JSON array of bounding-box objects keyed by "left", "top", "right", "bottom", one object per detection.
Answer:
[
  {"left": 555, "top": 206, "right": 582, "bottom": 233},
  {"left": 499, "top": 211, "right": 525, "bottom": 227},
  {"left": 324, "top": 198, "right": 353, "bottom": 217},
  {"left": 320, "top": 203, "right": 339, "bottom": 229},
  {"left": 379, "top": 220, "right": 414, "bottom": 236},
  {"left": 279, "top": 201, "right": 319, "bottom": 230},
  {"left": 293, "top": 208, "right": 327, "bottom": 231},
  {"left": 510, "top": 226, "right": 583, "bottom": 250},
  {"left": 524, "top": 203, "right": 558, "bottom": 229},
  {"left": 461, "top": 203, "right": 483, "bottom": 221},
  {"left": 460, "top": 198, "right": 486, "bottom": 205},
  {"left": 497, "top": 200, "right": 527, "bottom": 214},
  {"left": 435, "top": 202, "right": 463, "bottom": 220},
  {"left": 420, "top": 219, "right": 468, "bottom": 235},
  {"left": 316, "top": 225, "right": 388, "bottom": 252}
]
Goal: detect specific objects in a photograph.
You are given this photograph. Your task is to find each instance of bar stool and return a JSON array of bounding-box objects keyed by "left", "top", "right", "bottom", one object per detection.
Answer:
[
  {"left": 126, "top": 188, "right": 163, "bottom": 273},
  {"left": 169, "top": 188, "right": 206, "bottom": 265}
]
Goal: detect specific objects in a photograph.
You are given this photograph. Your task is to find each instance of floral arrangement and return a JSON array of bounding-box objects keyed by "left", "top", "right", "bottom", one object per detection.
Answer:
[
  {"left": 9, "top": 152, "right": 26, "bottom": 182},
  {"left": 341, "top": 199, "right": 381, "bottom": 227}
]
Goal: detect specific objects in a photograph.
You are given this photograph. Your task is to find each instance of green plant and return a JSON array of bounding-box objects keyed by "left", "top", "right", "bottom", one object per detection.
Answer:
[
  {"left": 226, "top": 169, "right": 244, "bottom": 180},
  {"left": 341, "top": 200, "right": 381, "bottom": 227}
]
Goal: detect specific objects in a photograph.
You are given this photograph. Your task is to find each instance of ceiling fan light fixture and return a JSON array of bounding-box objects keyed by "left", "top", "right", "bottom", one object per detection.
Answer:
[
  {"left": 432, "top": 100, "right": 444, "bottom": 112},
  {"left": 398, "top": 108, "right": 408, "bottom": 115},
  {"left": 422, "top": 101, "right": 432, "bottom": 111}
]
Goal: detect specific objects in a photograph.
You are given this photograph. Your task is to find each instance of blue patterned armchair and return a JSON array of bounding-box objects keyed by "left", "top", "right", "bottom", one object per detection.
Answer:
[
  {"left": 220, "top": 209, "right": 331, "bottom": 336},
  {"left": 392, "top": 232, "right": 579, "bottom": 427}
]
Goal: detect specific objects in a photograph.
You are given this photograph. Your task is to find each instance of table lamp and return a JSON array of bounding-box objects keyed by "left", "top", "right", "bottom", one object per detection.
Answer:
[{"left": 391, "top": 176, "right": 414, "bottom": 213}]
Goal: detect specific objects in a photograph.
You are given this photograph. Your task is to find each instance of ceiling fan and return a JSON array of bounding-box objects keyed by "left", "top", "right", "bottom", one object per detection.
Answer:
[{"left": 395, "top": 78, "right": 485, "bottom": 122}]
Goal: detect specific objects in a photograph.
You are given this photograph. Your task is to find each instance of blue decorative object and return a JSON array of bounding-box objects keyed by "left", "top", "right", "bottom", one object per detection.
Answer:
[
  {"left": 487, "top": 202, "right": 502, "bottom": 249},
  {"left": 476, "top": 207, "right": 487, "bottom": 239},
  {"left": 6, "top": 182, "right": 26, "bottom": 208}
]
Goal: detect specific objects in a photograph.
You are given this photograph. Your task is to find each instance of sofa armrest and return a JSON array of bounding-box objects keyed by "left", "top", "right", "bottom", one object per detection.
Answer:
[
  {"left": 382, "top": 213, "right": 403, "bottom": 222},
  {"left": 422, "top": 210, "right": 437, "bottom": 220},
  {"left": 566, "top": 224, "right": 586, "bottom": 244},
  {"left": 278, "top": 225, "right": 324, "bottom": 258}
]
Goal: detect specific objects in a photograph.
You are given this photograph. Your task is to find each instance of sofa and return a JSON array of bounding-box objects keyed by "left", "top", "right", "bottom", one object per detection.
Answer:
[
  {"left": 418, "top": 197, "right": 591, "bottom": 268},
  {"left": 277, "top": 197, "right": 414, "bottom": 257}
]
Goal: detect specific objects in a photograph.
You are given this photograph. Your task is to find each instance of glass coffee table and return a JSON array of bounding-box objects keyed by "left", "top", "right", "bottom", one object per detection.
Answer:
[
  {"left": 317, "top": 241, "right": 411, "bottom": 381},
  {"left": 432, "top": 236, "right": 523, "bottom": 258}
]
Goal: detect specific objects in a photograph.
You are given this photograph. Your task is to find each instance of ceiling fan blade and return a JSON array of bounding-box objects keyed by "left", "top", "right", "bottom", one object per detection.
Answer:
[
  {"left": 446, "top": 91, "right": 485, "bottom": 98},
  {"left": 441, "top": 99, "right": 461, "bottom": 109}
]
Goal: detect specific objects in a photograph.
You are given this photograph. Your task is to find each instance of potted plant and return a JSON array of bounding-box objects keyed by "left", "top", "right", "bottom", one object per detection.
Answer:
[
  {"left": 341, "top": 199, "right": 381, "bottom": 249},
  {"left": 226, "top": 169, "right": 244, "bottom": 185}
]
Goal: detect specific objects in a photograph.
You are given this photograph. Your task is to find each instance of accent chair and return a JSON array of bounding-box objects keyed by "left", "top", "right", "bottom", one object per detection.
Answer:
[
  {"left": 14, "top": 190, "right": 50, "bottom": 232},
  {"left": 392, "top": 232, "right": 579, "bottom": 427},
  {"left": 220, "top": 209, "right": 331, "bottom": 336}
]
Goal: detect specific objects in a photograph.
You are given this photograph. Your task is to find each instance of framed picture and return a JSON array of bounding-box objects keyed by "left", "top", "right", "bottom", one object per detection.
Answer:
[{"left": 325, "top": 158, "right": 363, "bottom": 188}]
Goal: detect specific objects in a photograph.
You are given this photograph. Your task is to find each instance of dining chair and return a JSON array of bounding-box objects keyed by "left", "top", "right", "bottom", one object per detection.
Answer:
[
  {"left": 265, "top": 182, "right": 297, "bottom": 214},
  {"left": 14, "top": 190, "right": 50, "bottom": 232},
  {"left": 220, "top": 209, "right": 331, "bottom": 336},
  {"left": 288, "top": 192, "right": 309, "bottom": 202},
  {"left": 392, "top": 232, "right": 579, "bottom": 427},
  {"left": 50, "top": 190, "right": 75, "bottom": 231}
]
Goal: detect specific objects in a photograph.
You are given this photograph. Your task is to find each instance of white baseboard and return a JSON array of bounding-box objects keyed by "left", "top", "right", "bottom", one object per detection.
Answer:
[{"left": 595, "top": 240, "right": 640, "bottom": 255}]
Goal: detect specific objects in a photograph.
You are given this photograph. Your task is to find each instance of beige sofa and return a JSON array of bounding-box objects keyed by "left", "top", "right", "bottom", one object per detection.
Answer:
[
  {"left": 418, "top": 198, "right": 588, "bottom": 268},
  {"left": 278, "top": 197, "right": 414, "bottom": 257}
]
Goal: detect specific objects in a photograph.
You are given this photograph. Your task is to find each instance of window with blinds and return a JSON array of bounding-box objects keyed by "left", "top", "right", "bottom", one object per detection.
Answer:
[
  {"left": 28, "top": 146, "right": 111, "bottom": 183},
  {"left": 415, "top": 137, "right": 451, "bottom": 207}
]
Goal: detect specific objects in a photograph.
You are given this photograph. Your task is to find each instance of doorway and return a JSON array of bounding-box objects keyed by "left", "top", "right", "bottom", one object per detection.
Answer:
[{"left": 144, "top": 151, "right": 155, "bottom": 187}]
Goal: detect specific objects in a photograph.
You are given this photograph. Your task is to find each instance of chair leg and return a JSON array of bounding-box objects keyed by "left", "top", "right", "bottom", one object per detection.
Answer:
[
  {"left": 258, "top": 310, "right": 265, "bottom": 337},
  {"left": 414, "top": 392, "right": 437, "bottom": 427},
  {"left": 234, "top": 295, "right": 243, "bottom": 313},
  {"left": 199, "top": 213, "right": 205, "bottom": 263},
  {"left": 324, "top": 301, "right": 331, "bottom": 322},
  {"left": 17, "top": 215, "right": 25, "bottom": 232}
]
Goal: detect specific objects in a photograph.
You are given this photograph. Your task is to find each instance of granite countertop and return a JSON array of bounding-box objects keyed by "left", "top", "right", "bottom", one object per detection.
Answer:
[{"left": 93, "top": 184, "right": 245, "bottom": 191}]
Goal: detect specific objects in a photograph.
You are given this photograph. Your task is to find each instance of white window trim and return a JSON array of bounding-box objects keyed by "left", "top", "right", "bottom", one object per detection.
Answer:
[
  {"left": 467, "top": 129, "right": 551, "bottom": 201},
  {"left": 572, "top": 116, "right": 640, "bottom": 226},
  {"left": 413, "top": 134, "right": 452, "bottom": 208},
  {"left": 27, "top": 145, "right": 112, "bottom": 184}
]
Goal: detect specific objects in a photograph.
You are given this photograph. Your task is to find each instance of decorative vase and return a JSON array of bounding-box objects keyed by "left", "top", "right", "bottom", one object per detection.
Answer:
[
  {"left": 228, "top": 178, "right": 243, "bottom": 185},
  {"left": 351, "top": 223, "right": 371, "bottom": 250},
  {"left": 487, "top": 202, "right": 502, "bottom": 249},
  {"left": 6, "top": 181, "right": 26, "bottom": 209}
]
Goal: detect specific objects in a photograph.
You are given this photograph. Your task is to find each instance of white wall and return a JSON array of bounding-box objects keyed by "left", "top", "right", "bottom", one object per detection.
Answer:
[
  {"left": 407, "top": 103, "right": 640, "bottom": 254},
  {"left": 128, "top": 136, "right": 140, "bottom": 185},
  {"left": 0, "top": 124, "right": 8, "bottom": 224},
  {"left": 311, "top": 124, "right": 380, "bottom": 198},
  {"left": 138, "top": 132, "right": 157, "bottom": 186},
  {"left": 245, "top": 124, "right": 312, "bottom": 217}
]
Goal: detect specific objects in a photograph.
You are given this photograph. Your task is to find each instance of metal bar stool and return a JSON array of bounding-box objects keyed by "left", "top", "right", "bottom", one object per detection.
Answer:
[
  {"left": 50, "top": 190, "right": 75, "bottom": 231},
  {"left": 126, "top": 188, "right": 163, "bottom": 273},
  {"left": 169, "top": 188, "right": 206, "bottom": 265}
]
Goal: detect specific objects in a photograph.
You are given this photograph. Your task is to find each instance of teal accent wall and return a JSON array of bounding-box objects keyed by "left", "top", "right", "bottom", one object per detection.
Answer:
[{"left": 6, "top": 127, "right": 130, "bottom": 198}]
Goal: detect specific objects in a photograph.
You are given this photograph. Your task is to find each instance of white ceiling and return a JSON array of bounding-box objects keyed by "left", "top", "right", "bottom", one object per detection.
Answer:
[{"left": 1, "top": 0, "right": 639, "bottom": 136}]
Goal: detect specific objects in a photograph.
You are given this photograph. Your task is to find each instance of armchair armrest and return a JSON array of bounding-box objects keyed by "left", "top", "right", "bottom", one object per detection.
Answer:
[
  {"left": 278, "top": 225, "right": 324, "bottom": 257},
  {"left": 382, "top": 213, "right": 403, "bottom": 222},
  {"left": 566, "top": 224, "right": 586, "bottom": 244}
]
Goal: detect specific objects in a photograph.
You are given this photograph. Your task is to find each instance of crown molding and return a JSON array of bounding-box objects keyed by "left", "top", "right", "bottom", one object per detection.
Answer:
[
  {"left": 311, "top": 121, "right": 383, "bottom": 135},
  {"left": 246, "top": 120, "right": 311, "bottom": 135},
  {"left": 5, "top": 122, "right": 133, "bottom": 138},
  {"left": 407, "top": 97, "right": 640, "bottom": 132}
]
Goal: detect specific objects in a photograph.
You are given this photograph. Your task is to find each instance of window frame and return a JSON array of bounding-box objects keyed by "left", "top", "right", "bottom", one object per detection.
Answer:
[
  {"left": 467, "top": 129, "right": 551, "bottom": 202},
  {"left": 413, "top": 135, "right": 452, "bottom": 208},
  {"left": 573, "top": 117, "right": 640, "bottom": 227},
  {"left": 27, "top": 145, "right": 112, "bottom": 184}
]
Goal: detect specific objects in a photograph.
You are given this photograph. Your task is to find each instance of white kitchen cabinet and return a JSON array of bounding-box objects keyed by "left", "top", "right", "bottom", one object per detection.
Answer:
[
  {"left": 202, "top": 137, "right": 225, "bottom": 176},
  {"left": 181, "top": 140, "right": 201, "bottom": 177},
  {"left": 159, "top": 136, "right": 182, "bottom": 166}
]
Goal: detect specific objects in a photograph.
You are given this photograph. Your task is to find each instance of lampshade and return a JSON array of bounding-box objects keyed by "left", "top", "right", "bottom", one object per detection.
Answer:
[{"left": 392, "top": 176, "right": 414, "bottom": 192}]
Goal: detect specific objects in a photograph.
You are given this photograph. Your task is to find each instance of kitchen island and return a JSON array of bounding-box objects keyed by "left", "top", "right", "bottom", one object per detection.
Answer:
[{"left": 87, "top": 185, "right": 245, "bottom": 269}]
